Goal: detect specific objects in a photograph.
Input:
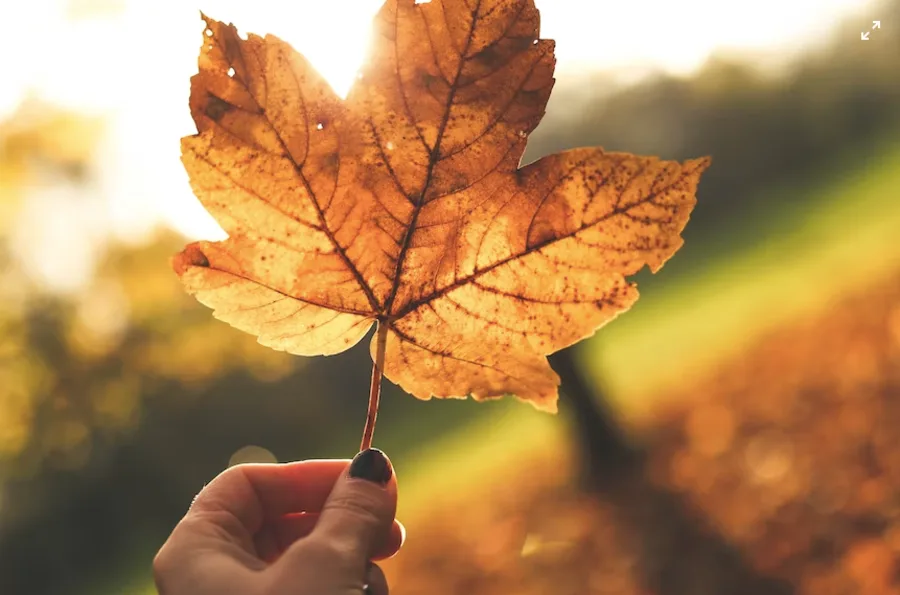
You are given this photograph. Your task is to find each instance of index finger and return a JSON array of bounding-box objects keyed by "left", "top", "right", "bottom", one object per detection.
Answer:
[{"left": 188, "top": 459, "right": 399, "bottom": 538}]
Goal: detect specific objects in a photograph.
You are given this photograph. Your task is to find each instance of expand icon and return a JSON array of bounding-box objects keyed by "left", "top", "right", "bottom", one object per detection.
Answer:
[{"left": 861, "top": 20, "right": 882, "bottom": 40}]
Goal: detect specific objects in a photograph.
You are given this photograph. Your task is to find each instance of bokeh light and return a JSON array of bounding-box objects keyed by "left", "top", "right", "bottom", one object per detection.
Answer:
[{"left": 228, "top": 445, "right": 278, "bottom": 466}]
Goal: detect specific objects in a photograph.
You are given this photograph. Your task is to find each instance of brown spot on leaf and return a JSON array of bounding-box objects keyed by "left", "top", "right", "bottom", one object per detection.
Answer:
[
  {"left": 171, "top": 244, "right": 210, "bottom": 275},
  {"left": 205, "top": 94, "right": 233, "bottom": 121}
]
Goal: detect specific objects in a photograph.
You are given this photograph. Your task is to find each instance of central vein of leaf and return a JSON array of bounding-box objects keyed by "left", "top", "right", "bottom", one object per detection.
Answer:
[
  {"left": 382, "top": 2, "right": 481, "bottom": 319},
  {"left": 256, "top": 73, "right": 382, "bottom": 317}
]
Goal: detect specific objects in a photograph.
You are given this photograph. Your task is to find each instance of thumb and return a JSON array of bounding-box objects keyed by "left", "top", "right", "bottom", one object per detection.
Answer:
[{"left": 306, "top": 449, "right": 397, "bottom": 567}]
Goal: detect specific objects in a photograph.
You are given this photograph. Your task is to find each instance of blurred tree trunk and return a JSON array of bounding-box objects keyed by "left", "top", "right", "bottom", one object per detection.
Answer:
[
  {"left": 549, "top": 348, "right": 641, "bottom": 490},
  {"left": 550, "top": 347, "right": 795, "bottom": 595}
]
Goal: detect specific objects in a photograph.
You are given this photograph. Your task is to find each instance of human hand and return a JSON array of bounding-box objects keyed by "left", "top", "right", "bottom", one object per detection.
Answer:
[{"left": 153, "top": 449, "right": 403, "bottom": 595}]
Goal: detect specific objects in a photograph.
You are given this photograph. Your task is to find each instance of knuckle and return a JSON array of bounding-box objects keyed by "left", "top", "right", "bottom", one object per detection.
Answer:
[
  {"left": 215, "top": 462, "right": 251, "bottom": 483},
  {"left": 190, "top": 466, "right": 240, "bottom": 505},
  {"left": 296, "top": 537, "right": 354, "bottom": 568},
  {"left": 324, "top": 491, "right": 384, "bottom": 524},
  {"left": 328, "top": 482, "right": 393, "bottom": 519}
]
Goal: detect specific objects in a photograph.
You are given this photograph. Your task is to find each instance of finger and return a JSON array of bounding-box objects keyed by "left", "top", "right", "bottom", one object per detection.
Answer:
[
  {"left": 374, "top": 519, "right": 406, "bottom": 561},
  {"left": 293, "top": 449, "right": 397, "bottom": 568},
  {"left": 184, "top": 459, "right": 360, "bottom": 549},
  {"left": 255, "top": 514, "right": 406, "bottom": 563},
  {"left": 365, "top": 562, "right": 389, "bottom": 595}
]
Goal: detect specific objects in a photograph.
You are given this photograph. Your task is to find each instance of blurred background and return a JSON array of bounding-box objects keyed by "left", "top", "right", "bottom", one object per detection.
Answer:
[{"left": 0, "top": 0, "right": 898, "bottom": 593}]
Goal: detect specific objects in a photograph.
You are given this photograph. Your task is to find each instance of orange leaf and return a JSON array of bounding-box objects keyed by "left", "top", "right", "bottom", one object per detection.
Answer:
[{"left": 174, "top": 1, "right": 710, "bottom": 418}]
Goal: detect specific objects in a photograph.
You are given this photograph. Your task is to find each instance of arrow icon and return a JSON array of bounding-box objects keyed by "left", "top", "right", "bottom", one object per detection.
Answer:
[
  {"left": 861, "top": 31, "right": 870, "bottom": 40},
  {"left": 873, "top": 20, "right": 881, "bottom": 29}
]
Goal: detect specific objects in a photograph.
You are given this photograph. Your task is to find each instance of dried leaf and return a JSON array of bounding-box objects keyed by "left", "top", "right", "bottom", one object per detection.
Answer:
[{"left": 173, "top": 0, "right": 709, "bottom": 416}]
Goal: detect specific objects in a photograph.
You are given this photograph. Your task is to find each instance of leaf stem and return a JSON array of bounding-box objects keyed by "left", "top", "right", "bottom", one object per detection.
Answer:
[{"left": 360, "top": 322, "right": 388, "bottom": 452}]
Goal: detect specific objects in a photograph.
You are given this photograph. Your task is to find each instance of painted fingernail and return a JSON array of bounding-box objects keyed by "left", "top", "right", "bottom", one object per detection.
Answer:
[{"left": 349, "top": 448, "right": 393, "bottom": 486}]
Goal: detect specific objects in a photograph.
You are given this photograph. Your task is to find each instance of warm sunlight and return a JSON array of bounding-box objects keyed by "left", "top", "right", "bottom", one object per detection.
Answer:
[
  {"left": 197, "top": 0, "right": 384, "bottom": 98},
  {"left": 2, "top": 0, "right": 874, "bottom": 120},
  {"left": 170, "top": 0, "right": 870, "bottom": 241},
  {"left": 0, "top": 0, "right": 876, "bottom": 290},
  {"left": 3, "top": 3, "right": 899, "bottom": 593}
]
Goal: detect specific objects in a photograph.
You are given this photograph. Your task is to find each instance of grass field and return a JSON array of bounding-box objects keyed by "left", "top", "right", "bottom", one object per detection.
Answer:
[{"left": 591, "top": 136, "right": 900, "bottom": 409}]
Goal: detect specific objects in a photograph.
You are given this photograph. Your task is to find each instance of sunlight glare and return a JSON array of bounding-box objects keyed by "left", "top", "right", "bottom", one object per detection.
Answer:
[
  {"left": 197, "top": 0, "right": 383, "bottom": 98},
  {"left": 0, "top": 0, "right": 874, "bottom": 254},
  {"left": 160, "top": 0, "right": 871, "bottom": 241},
  {"left": 135, "top": 0, "right": 385, "bottom": 242}
]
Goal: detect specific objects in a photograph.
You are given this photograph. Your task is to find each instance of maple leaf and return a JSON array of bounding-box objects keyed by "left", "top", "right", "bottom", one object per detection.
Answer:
[{"left": 173, "top": 0, "right": 710, "bottom": 449}]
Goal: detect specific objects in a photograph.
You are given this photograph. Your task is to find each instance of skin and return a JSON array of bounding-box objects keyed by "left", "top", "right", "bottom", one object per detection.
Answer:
[{"left": 153, "top": 459, "right": 404, "bottom": 595}]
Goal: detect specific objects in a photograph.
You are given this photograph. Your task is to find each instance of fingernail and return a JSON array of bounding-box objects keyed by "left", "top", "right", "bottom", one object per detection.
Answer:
[{"left": 349, "top": 448, "right": 393, "bottom": 486}]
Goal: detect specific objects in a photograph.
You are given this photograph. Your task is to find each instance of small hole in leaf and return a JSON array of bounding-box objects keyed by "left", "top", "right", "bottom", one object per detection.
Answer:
[
  {"left": 532, "top": 39, "right": 539, "bottom": 45},
  {"left": 227, "top": 67, "right": 235, "bottom": 77},
  {"left": 316, "top": 122, "right": 324, "bottom": 130},
  {"left": 386, "top": 141, "right": 395, "bottom": 151},
  {"left": 205, "top": 28, "right": 213, "bottom": 37},
  {"left": 518, "top": 130, "right": 527, "bottom": 138}
]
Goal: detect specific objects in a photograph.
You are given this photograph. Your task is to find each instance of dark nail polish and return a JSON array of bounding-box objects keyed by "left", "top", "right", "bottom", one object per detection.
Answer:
[{"left": 349, "top": 448, "right": 393, "bottom": 485}]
